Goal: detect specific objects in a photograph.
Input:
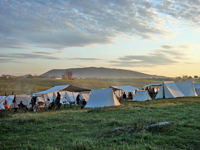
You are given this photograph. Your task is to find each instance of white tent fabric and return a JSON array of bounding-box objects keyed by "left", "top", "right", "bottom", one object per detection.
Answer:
[
  {"left": 36, "top": 96, "right": 45, "bottom": 103},
  {"left": 5, "top": 95, "right": 14, "bottom": 106},
  {"left": 34, "top": 85, "right": 90, "bottom": 95},
  {"left": 110, "top": 85, "right": 138, "bottom": 100},
  {"left": 143, "top": 83, "right": 162, "bottom": 88},
  {"left": 85, "top": 88, "right": 121, "bottom": 108},
  {"left": 65, "top": 91, "right": 78, "bottom": 102},
  {"left": 194, "top": 83, "right": 200, "bottom": 89},
  {"left": 0, "top": 96, "right": 6, "bottom": 104},
  {"left": 34, "top": 85, "right": 70, "bottom": 95},
  {"left": 111, "top": 85, "right": 138, "bottom": 92},
  {"left": 79, "top": 92, "right": 91, "bottom": 102},
  {"left": 133, "top": 90, "right": 152, "bottom": 101},
  {"left": 59, "top": 91, "right": 69, "bottom": 104},
  {"left": 175, "top": 81, "right": 197, "bottom": 96},
  {"left": 0, "top": 100, "right": 5, "bottom": 109},
  {"left": 156, "top": 81, "right": 185, "bottom": 99},
  {"left": 194, "top": 83, "right": 200, "bottom": 95},
  {"left": 15, "top": 95, "right": 32, "bottom": 108},
  {"left": 47, "top": 92, "right": 56, "bottom": 102}
]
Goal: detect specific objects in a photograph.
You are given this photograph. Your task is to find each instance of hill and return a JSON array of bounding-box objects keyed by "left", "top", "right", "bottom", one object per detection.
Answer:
[{"left": 39, "top": 67, "right": 165, "bottom": 78}]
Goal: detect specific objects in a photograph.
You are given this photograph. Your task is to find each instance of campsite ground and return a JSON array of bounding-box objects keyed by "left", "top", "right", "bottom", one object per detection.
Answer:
[
  {"left": 0, "top": 97, "right": 200, "bottom": 149},
  {"left": 0, "top": 78, "right": 200, "bottom": 149}
]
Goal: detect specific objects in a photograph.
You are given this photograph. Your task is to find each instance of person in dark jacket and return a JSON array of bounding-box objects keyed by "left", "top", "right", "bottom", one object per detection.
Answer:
[
  {"left": 76, "top": 94, "right": 80, "bottom": 105},
  {"left": 123, "top": 92, "right": 126, "bottom": 100},
  {"left": 56, "top": 92, "right": 61, "bottom": 105}
]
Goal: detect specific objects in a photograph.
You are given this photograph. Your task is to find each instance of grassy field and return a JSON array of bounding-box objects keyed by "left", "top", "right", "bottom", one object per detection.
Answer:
[
  {"left": 0, "top": 97, "right": 200, "bottom": 150},
  {"left": 0, "top": 78, "right": 200, "bottom": 149},
  {"left": 1, "top": 78, "right": 200, "bottom": 96}
]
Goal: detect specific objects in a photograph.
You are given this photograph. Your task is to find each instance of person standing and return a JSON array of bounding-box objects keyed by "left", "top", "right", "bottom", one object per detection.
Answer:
[{"left": 56, "top": 92, "right": 61, "bottom": 105}]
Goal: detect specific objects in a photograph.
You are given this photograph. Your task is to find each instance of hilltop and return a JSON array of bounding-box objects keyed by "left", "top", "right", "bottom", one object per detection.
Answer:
[{"left": 39, "top": 67, "right": 165, "bottom": 78}]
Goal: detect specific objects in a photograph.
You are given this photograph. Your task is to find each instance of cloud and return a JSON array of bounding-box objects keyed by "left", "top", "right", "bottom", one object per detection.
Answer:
[
  {"left": 68, "top": 58, "right": 103, "bottom": 61},
  {"left": 0, "top": 0, "right": 170, "bottom": 50},
  {"left": 156, "top": 0, "right": 200, "bottom": 29},
  {"left": 109, "top": 44, "right": 191, "bottom": 67},
  {"left": 0, "top": 0, "right": 199, "bottom": 51},
  {"left": 0, "top": 53, "right": 61, "bottom": 60},
  {"left": 0, "top": 58, "right": 24, "bottom": 64}
]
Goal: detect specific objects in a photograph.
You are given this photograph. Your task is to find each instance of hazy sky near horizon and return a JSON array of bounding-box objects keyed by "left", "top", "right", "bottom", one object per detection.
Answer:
[{"left": 0, "top": 0, "right": 200, "bottom": 77}]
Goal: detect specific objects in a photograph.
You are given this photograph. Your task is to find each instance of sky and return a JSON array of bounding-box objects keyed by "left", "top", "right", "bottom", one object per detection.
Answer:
[{"left": 0, "top": 0, "right": 200, "bottom": 77}]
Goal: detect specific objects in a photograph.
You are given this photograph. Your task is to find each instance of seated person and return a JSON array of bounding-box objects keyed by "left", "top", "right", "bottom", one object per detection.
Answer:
[
  {"left": 18, "top": 101, "right": 27, "bottom": 111},
  {"left": 128, "top": 92, "right": 133, "bottom": 99},
  {"left": 123, "top": 92, "right": 126, "bottom": 100},
  {"left": 4, "top": 99, "right": 9, "bottom": 110},
  {"left": 45, "top": 98, "right": 51, "bottom": 109},
  {"left": 81, "top": 99, "right": 87, "bottom": 105}
]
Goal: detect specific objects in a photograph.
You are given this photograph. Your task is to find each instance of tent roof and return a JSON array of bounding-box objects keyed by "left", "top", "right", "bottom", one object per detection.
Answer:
[
  {"left": 110, "top": 85, "right": 138, "bottom": 92},
  {"left": 194, "top": 83, "right": 200, "bottom": 89},
  {"left": 143, "top": 83, "right": 162, "bottom": 87},
  {"left": 34, "top": 85, "right": 90, "bottom": 95}
]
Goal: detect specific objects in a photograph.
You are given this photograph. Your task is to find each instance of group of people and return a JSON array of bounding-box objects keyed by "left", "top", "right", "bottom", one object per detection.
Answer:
[
  {"left": 76, "top": 94, "right": 87, "bottom": 106},
  {"left": 6, "top": 91, "right": 87, "bottom": 111},
  {"left": 17, "top": 92, "right": 62, "bottom": 112},
  {"left": 145, "top": 87, "right": 157, "bottom": 98}
]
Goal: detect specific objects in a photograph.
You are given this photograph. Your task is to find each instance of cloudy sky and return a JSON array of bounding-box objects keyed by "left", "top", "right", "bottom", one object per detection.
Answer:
[{"left": 0, "top": 0, "right": 200, "bottom": 77}]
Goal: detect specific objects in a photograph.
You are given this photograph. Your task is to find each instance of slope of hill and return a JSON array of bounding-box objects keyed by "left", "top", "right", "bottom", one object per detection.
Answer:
[{"left": 39, "top": 67, "right": 165, "bottom": 78}]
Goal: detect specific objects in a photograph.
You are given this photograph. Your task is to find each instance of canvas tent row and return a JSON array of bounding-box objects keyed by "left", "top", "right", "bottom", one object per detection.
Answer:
[
  {"left": 110, "top": 85, "right": 138, "bottom": 100},
  {"left": 85, "top": 88, "right": 121, "bottom": 108},
  {"left": 155, "top": 81, "right": 197, "bottom": 99},
  {"left": 133, "top": 90, "right": 152, "bottom": 101},
  {"left": 33, "top": 85, "right": 91, "bottom": 103},
  {"left": 194, "top": 83, "right": 200, "bottom": 96}
]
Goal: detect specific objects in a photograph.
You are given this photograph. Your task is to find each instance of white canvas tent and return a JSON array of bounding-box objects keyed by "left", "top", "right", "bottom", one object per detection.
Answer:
[
  {"left": 175, "top": 81, "right": 197, "bottom": 96},
  {"left": 0, "top": 96, "right": 6, "bottom": 104},
  {"left": 143, "top": 83, "right": 162, "bottom": 88},
  {"left": 133, "top": 90, "right": 152, "bottom": 101},
  {"left": 15, "top": 95, "right": 32, "bottom": 108},
  {"left": 156, "top": 81, "right": 184, "bottom": 99},
  {"left": 34, "top": 85, "right": 90, "bottom": 95},
  {"left": 0, "top": 100, "right": 5, "bottom": 110},
  {"left": 110, "top": 85, "right": 138, "bottom": 100},
  {"left": 59, "top": 91, "right": 69, "bottom": 104},
  {"left": 5, "top": 95, "right": 14, "bottom": 106},
  {"left": 65, "top": 91, "right": 79, "bottom": 102},
  {"left": 194, "top": 83, "right": 200, "bottom": 96},
  {"left": 79, "top": 92, "right": 91, "bottom": 102},
  {"left": 85, "top": 88, "right": 121, "bottom": 108},
  {"left": 46, "top": 92, "right": 56, "bottom": 102},
  {"left": 33, "top": 85, "right": 90, "bottom": 105}
]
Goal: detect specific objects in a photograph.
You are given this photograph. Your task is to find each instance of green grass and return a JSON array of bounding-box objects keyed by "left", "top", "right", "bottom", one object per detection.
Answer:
[
  {"left": 1, "top": 97, "right": 200, "bottom": 150},
  {"left": 1, "top": 78, "right": 200, "bottom": 149}
]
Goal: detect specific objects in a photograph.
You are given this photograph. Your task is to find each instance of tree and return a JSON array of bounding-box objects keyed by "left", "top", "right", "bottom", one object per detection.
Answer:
[
  {"left": 182, "top": 75, "right": 188, "bottom": 79},
  {"left": 188, "top": 76, "right": 192, "bottom": 79},
  {"left": 194, "top": 75, "right": 198, "bottom": 79},
  {"left": 27, "top": 74, "right": 33, "bottom": 78},
  {"left": 66, "top": 70, "right": 73, "bottom": 80},
  {"left": 62, "top": 70, "right": 73, "bottom": 80}
]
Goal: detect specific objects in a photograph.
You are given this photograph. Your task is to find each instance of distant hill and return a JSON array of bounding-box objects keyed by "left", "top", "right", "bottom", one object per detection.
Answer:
[{"left": 39, "top": 67, "right": 165, "bottom": 78}]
